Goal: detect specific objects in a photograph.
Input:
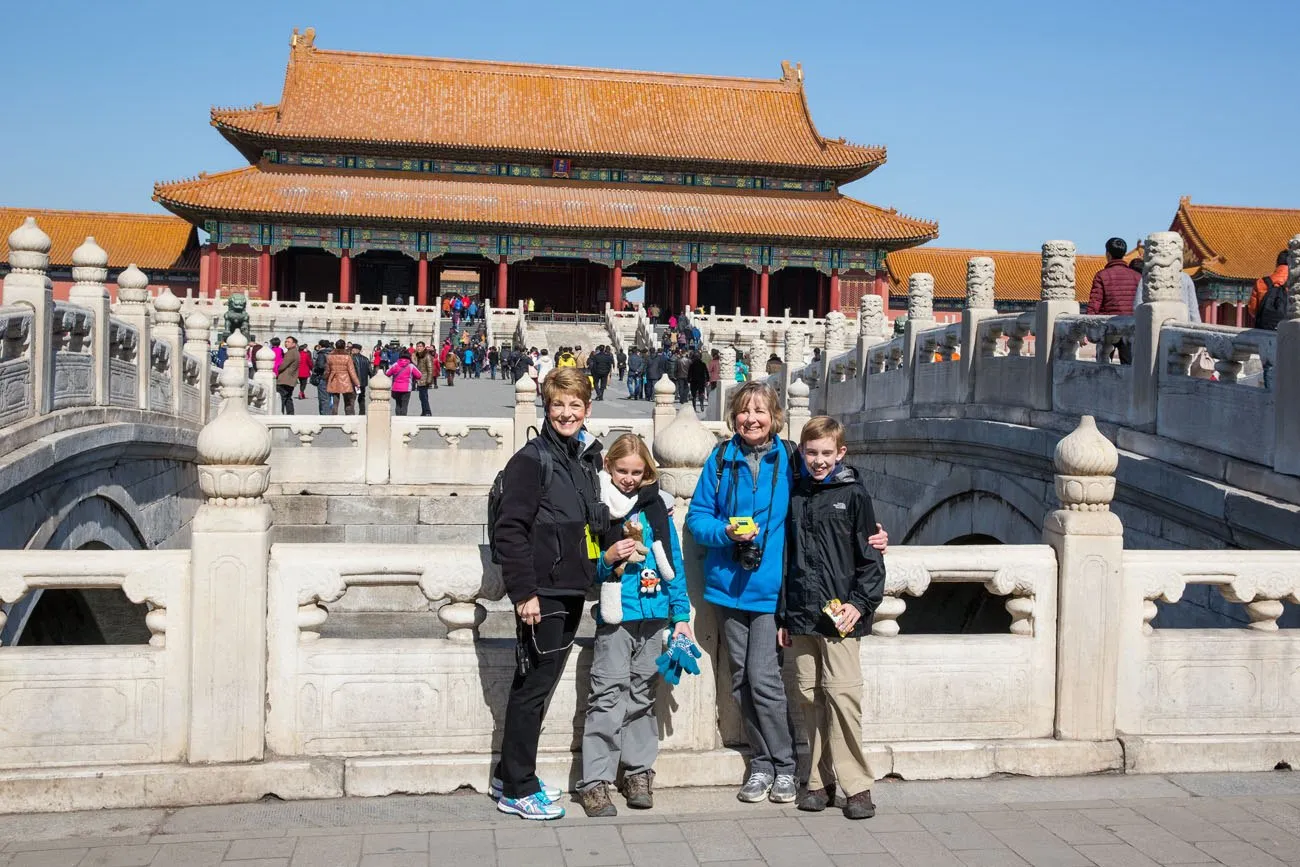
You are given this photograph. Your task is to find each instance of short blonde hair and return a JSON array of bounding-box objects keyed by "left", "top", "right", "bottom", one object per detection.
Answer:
[
  {"left": 541, "top": 367, "right": 592, "bottom": 405},
  {"left": 604, "top": 433, "right": 659, "bottom": 486},
  {"left": 726, "top": 381, "right": 784, "bottom": 435},
  {"left": 800, "top": 415, "right": 845, "bottom": 449}
]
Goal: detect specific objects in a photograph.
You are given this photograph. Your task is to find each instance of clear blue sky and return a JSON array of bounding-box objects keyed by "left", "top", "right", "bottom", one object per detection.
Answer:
[{"left": 3, "top": 0, "right": 1294, "bottom": 255}]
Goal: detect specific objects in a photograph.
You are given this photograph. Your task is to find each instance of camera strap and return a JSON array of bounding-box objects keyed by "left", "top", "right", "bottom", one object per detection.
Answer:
[{"left": 722, "top": 440, "right": 785, "bottom": 569}]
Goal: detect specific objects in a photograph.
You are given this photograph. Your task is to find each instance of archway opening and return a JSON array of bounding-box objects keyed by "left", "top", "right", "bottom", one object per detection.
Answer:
[
  {"left": 354, "top": 249, "right": 417, "bottom": 305},
  {"left": 12, "top": 543, "right": 149, "bottom": 646},
  {"left": 276, "top": 247, "right": 340, "bottom": 301}
]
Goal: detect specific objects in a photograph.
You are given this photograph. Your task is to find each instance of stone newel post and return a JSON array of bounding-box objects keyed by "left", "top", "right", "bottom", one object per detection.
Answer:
[
  {"left": 748, "top": 336, "right": 768, "bottom": 381},
  {"left": 513, "top": 372, "right": 538, "bottom": 452},
  {"left": 2, "top": 218, "right": 54, "bottom": 414},
  {"left": 189, "top": 331, "right": 273, "bottom": 763},
  {"left": 1034, "top": 240, "right": 1081, "bottom": 411},
  {"left": 68, "top": 236, "right": 111, "bottom": 406},
  {"left": 253, "top": 343, "right": 277, "bottom": 415},
  {"left": 1273, "top": 235, "right": 1300, "bottom": 476},
  {"left": 653, "top": 373, "right": 677, "bottom": 439},
  {"left": 960, "top": 256, "right": 997, "bottom": 401},
  {"left": 652, "top": 407, "right": 728, "bottom": 760},
  {"left": 153, "top": 287, "right": 185, "bottom": 415},
  {"left": 1132, "top": 231, "right": 1190, "bottom": 429},
  {"left": 787, "top": 378, "right": 811, "bottom": 442},
  {"left": 366, "top": 367, "right": 392, "bottom": 484},
  {"left": 1044, "top": 415, "right": 1125, "bottom": 742},
  {"left": 114, "top": 264, "right": 153, "bottom": 410},
  {"left": 903, "top": 273, "right": 936, "bottom": 394},
  {"left": 184, "top": 310, "right": 212, "bottom": 423}
]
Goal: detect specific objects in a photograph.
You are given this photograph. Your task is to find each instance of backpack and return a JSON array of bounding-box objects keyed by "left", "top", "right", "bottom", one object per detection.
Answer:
[
  {"left": 487, "top": 430, "right": 551, "bottom": 564},
  {"left": 1256, "top": 275, "right": 1288, "bottom": 331}
]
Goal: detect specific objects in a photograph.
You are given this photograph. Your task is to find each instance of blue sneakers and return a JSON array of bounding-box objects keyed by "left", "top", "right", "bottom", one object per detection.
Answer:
[
  {"left": 490, "top": 776, "right": 564, "bottom": 803},
  {"left": 496, "top": 792, "right": 565, "bottom": 820}
]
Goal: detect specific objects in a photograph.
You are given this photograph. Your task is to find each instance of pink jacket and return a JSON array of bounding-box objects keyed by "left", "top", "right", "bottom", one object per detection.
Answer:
[{"left": 387, "top": 358, "right": 421, "bottom": 392}]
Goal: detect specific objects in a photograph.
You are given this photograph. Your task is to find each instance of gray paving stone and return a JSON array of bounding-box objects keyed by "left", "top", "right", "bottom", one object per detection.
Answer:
[
  {"left": 496, "top": 846, "right": 563, "bottom": 867},
  {"left": 619, "top": 825, "right": 684, "bottom": 844},
  {"left": 1076, "top": 808, "right": 1151, "bottom": 827},
  {"left": 362, "top": 834, "right": 428, "bottom": 855},
  {"left": 225, "top": 839, "right": 298, "bottom": 860},
  {"left": 1165, "top": 774, "right": 1300, "bottom": 798},
  {"left": 1028, "top": 810, "right": 1121, "bottom": 845},
  {"left": 954, "top": 851, "right": 1034, "bottom": 867},
  {"left": 911, "top": 813, "right": 1003, "bottom": 850},
  {"left": 288, "top": 835, "right": 362, "bottom": 867},
  {"left": 737, "top": 817, "right": 807, "bottom": 838},
  {"left": 1073, "top": 843, "right": 1162, "bottom": 867},
  {"left": 217, "top": 860, "right": 289, "bottom": 867},
  {"left": 494, "top": 827, "right": 556, "bottom": 850},
  {"left": 969, "top": 811, "right": 1040, "bottom": 831},
  {"left": 78, "top": 845, "right": 160, "bottom": 867},
  {"left": 795, "top": 816, "right": 886, "bottom": 855},
  {"left": 358, "top": 854, "right": 426, "bottom": 867},
  {"left": 625, "top": 841, "right": 698, "bottom": 866},
  {"left": 852, "top": 814, "right": 921, "bottom": 833},
  {"left": 425, "top": 830, "right": 495, "bottom": 863},
  {"left": 872, "top": 831, "right": 964, "bottom": 867},
  {"left": 830, "top": 856, "right": 902, "bottom": 867},
  {"left": 1174, "top": 799, "right": 1257, "bottom": 824},
  {"left": 148, "top": 841, "right": 230, "bottom": 866},
  {"left": 555, "top": 825, "right": 628, "bottom": 866},
  {"left": 1194, "top": 840, "right": 1288, "bottom": 867},
  {"left": 1129, "top": 805, "right": 1236, "bottom": 843},
  {"left": 9, "top": 852, "right": 90, "bottom": 867},
  {"left": 1109, "top": 824, "right": 1215, "bottom": 864},
  {"left": 1216, "top": 821, "right": 1300, "bottom": 862},
  {"left": 1236, "top": 799, "right": 1300, "bottom": 827},
  {"left": 679, "top": 820, "right": 760, "bottom": 862},
  {"left": 749, "top": 834, "right": 833, "bottom": 867},
  {"left": 988, "top": 828, "right": 1092, "bottom": 867}
]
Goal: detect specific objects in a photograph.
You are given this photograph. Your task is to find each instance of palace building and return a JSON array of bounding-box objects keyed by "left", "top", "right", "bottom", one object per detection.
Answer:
[{"left": 154, "top": 27, "right": 936, "bottom": 315}]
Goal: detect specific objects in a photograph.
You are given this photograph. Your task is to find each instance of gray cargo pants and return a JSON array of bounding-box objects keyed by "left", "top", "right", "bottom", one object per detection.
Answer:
[
  {"left": 720, "top": 606, "right": 797, "bottom": 776},
  {"left": 579, "top": 619, "right": 666, "bottom": 788}
]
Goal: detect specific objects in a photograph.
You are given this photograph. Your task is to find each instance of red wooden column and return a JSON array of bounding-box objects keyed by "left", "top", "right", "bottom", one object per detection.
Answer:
[
  {"left": 202, "top": 246, "right": 220, "bottom": 298},
  {"left": 416, "top": 254, "right": 429, "bottom": 306},
  {"left": 759, "top": 265, "right": 770, "bottom": 314},
  {"left": 829, "top": 268, "right": 841, "bottom": 312},
  {"left": 687, "top": 263, "right": 699, "bottom": 311},
  {"left": 610, "top": 260, "right": 623, "bottom": 311},
  {"left": 496, "top": 256, "right": 509, "bottom": 308},
  {"left": 339, "top": 249, "right": 353, "bottom": 303},
  {"left": 749, "top": 270, "right": 759, "bottom": 314},
  {"left": 257, "top": 248, "right": 271, "bottom": 300}
]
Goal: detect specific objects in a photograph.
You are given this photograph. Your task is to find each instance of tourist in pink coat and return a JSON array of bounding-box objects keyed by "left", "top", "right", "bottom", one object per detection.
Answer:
[{"left": 387, "top": 349, "right": 421, "bottom": 415}]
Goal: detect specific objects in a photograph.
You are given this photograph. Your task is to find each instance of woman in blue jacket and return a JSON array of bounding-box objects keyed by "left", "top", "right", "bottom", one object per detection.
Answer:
[{"left": 686, "top": 381, "right": 799, "bottom": 804}]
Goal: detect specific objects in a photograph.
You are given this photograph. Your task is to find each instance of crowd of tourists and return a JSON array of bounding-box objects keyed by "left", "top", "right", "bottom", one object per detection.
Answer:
[{"left": 490, "top": 367, "right": 889, "bottom": 823}]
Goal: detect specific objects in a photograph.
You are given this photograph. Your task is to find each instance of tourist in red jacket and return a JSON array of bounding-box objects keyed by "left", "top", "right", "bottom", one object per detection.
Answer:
[
  {"left": 296, "top": 347, "right": 311, "bottom": 399},
  {"left": 1086, "top": 237, "right": 1141, "bottom": 364}
]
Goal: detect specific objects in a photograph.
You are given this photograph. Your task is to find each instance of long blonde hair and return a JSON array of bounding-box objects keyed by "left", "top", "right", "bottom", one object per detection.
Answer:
[{"left": 603, "top": 433, "right": 658, "bottom": 487}]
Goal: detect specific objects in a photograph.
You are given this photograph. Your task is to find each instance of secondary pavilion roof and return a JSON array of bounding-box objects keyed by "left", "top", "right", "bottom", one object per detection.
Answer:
[
  {"left": 154, "top": 165, "right": 938, "bottom": 247},
  {"left": 0, "top": 207, "right": 199, "bottom": 272},
  {"left": 885, "top": 247, "right": 1107, "bottom": 305},
  {"left": 210, "top": 29, "right": 886, "bottom": 180},
  {"left": 1171, "top": 197, "right": 1300, "bottom": 282}
]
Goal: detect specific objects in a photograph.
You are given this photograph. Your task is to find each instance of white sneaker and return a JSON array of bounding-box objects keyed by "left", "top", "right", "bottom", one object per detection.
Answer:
[
  {"left": 737, "top": 771, "right": 774, "bottom": 803},
  {"left": 490, "top": 776, "right": 563, "bottom": 803}
]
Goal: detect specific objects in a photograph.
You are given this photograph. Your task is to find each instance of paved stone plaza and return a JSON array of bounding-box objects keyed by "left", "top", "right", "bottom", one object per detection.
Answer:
[{"left": 3, "top": 773, "right": 1299, "bottom": 867}]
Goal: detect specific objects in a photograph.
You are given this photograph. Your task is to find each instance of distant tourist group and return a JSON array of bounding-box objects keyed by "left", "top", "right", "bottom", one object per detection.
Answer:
[{"left": 489, "top": 367, "right": 889, "bottom": 823}]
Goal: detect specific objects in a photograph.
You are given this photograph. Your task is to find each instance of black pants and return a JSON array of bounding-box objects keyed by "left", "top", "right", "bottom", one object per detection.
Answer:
[
  {"left": 593, "top": 373, "right": 608, "bottom": 400},
  {"left": 495, "top": 594, "right": 585, "bottom": 800},
  {"left": 276, "top": 383, "right": 295, "bottom": 414},
  {"left": 393, "top": 391, "right": 411, "bottom": 415}
]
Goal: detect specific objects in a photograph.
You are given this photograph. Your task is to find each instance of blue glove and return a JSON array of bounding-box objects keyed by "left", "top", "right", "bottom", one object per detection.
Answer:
[
  {"left": 667, "top": 635, "right": 702, "bottom": 679},
  {"left": 654, "top": 649, "right": 679, "bottom": 685}
]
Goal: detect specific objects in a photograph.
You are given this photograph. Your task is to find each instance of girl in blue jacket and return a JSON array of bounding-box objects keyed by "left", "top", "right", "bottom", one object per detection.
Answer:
[{"left": 578, "top": 434, "right": 690, "bottom": 818}]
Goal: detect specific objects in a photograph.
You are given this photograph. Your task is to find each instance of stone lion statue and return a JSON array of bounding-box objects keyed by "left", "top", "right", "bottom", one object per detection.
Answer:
[{"left": 221, "top": 293, "right": 250, "bottom": 342}]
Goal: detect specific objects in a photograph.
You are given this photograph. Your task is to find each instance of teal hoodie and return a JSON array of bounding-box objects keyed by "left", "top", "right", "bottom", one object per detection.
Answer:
[{"left": 595, "top": 510, "right": 690, "bottom": 625}]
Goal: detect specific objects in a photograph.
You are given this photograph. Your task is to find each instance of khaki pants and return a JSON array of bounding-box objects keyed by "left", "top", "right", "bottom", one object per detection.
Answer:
[{"left": 790, "top": 634, "right": 872, "bottom": 797}]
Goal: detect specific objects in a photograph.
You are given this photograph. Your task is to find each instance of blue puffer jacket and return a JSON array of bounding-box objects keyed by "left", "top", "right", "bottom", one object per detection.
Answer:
[
  {"left": 595, "top": 514, "right": 690, "bottom": 625},
  {"left": 686, "top": 436, "right": 793, "bottom": 613}
]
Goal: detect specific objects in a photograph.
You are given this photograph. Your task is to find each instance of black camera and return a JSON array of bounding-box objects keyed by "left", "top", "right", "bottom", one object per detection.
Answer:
[{"left": 733, "top": 540, "right": 764, "bottom": 571}]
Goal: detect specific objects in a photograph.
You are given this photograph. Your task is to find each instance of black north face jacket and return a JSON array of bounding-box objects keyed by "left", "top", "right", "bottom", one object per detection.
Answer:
[{"left": 779, "top": 464, "right": 885, "bottom": 638}]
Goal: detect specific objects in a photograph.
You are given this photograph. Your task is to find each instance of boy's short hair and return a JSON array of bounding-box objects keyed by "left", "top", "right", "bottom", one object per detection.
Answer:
[
  {"left": 800, "top": 415, "right": 845, "bottom": 449},
  {"left": 541, "top": 367, "right": 592, "bottom": 405},
  {"left": 726, "top": 381, "right": 784, "bottom": 434}
]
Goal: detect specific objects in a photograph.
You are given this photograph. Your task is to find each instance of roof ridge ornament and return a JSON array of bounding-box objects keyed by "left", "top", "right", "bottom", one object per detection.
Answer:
[{"left": 291, "top": 27, "right": 316, "bottom": 50}]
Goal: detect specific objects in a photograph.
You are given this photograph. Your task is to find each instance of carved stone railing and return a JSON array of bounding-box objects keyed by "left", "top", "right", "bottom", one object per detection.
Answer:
[
  {"left": 912, "top": 321, "right": 963, "bottom": 405},
  {"left": 190, "top": 293, "right": 443, "bottom": 346},
  {"left": 0, "top": 549, "right": 191, "bottom": 768},
  {"left": 690, "top": 309, "right": 827, "bottom": 353},
  {"left": 50, "top": 302, "right": 95, "bottom": 410},
  {"left": 1051, "top": 315, "right": 1137, "bottom": 424},
  {"left": 107, "top": 318, "right": 140, "bottom": 409},
  {"left": 0, "top": 305, "right": 34, "bottom": 428},
  {"left": 971, "top": 312, "right": 1036, "bottom": 406}
]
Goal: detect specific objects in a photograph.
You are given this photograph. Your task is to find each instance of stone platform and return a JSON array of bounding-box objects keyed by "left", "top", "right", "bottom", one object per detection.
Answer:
[{"left": 2, "top": 772, "right": 1299, "bottom": 866}]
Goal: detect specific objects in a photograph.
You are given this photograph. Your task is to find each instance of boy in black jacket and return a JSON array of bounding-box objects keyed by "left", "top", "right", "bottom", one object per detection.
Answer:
[
  {"left": 779, "top": 415, "right": 885, "bottom": 820},
  {"left": 492, "top": 367, "right": 606, "bottom": 820}
]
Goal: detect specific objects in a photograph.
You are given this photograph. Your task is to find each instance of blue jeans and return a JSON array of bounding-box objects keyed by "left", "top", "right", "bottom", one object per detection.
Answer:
[{"left": 315, "top": 382, "right": 331, "bottom": 414}]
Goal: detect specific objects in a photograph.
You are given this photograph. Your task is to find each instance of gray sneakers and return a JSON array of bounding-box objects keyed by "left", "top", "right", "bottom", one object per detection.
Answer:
[
  {"left": 737, "top": 771, "right": 774, "bottom": 802},
  {"left": 770, "top": 774, "right": 798, "bottom": 804}
]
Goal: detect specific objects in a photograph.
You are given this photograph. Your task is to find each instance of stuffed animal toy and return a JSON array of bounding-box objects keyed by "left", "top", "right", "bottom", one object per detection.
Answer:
[
  {"left": 614, "top": 520, "right": 649, "bottom": 578},
  {"left": 598, "top": 472, "right": 677, "bottom": 626}
]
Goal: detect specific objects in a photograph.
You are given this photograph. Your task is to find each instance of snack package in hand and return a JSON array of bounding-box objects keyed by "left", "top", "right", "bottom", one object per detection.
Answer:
[{"left": 822, "top": 598, "right": 851, "bottom": 637}]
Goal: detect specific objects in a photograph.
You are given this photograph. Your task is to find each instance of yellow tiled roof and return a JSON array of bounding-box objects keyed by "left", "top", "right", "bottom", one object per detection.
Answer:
[
  {"left": 211, "top": 31, "right": 885, "bottom": 178},
  {"left": 885, "top": 247, "right": 1107, "bottom": 304},
  {"left": 155, "top": 166, "right": 938, "bottom": 246},
  {"left": 1172, "top": 197, "right": 1300, "bottom": 281},
  {"left": 0, "top": 207, "right": 198, "bottom": 272}
]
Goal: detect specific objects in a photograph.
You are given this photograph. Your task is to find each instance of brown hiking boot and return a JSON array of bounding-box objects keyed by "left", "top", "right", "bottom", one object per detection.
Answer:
[
  {"left": 579, "top": 782, "right": 617, "bottom": 818},
  {"left": 621, "top": 770, "right": 654, "bottom": 809},
  {"left": 843, "top": 789, "right": 875, "bottom": 820},
  {"left": 797, "top": 782, "right": 837, "bottom": 812}
]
